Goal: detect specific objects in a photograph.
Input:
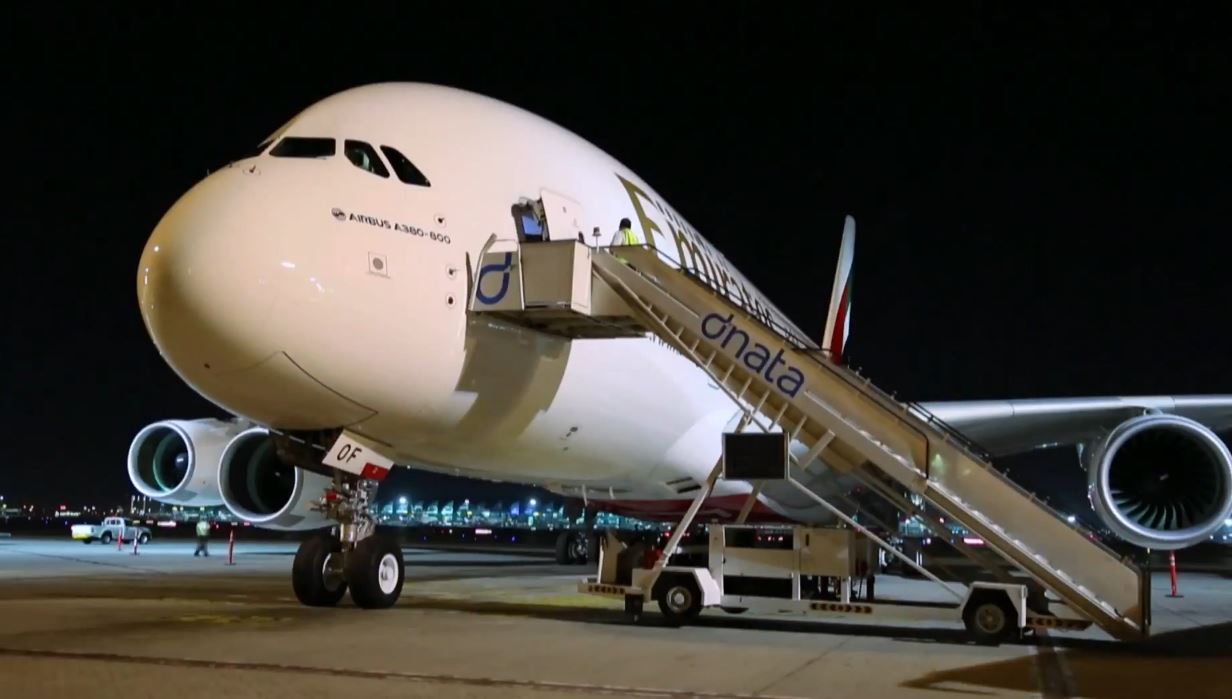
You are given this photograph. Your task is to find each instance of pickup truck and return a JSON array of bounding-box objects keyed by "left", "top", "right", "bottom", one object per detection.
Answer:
[{"left": 72, "top": 517, "right": 152, "bottom": 545}]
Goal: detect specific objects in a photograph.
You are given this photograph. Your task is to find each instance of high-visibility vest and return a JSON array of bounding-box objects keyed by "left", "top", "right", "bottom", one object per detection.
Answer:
[
  {"left": 196, "top": 521, "right": 209, "bottom": 537},
  {"left": 619, "top": 227, "right": 638, "bottom": 245}
]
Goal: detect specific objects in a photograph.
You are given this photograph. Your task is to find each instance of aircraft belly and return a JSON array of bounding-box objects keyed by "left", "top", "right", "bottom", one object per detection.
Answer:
[{"left": 376, "top": 333, "right": 735, "bottom": 489}]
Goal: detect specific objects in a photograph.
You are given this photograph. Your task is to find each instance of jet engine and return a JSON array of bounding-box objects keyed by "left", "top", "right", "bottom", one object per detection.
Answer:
[
  {"left": 218, "top": 427, "right": 332, "bottom": 530},
  {"left": 128, "top": 418, "right": 246, "bottom": 506},
  {"left": 1087, "top": 414, "right": 1232, "bottom": 549}
]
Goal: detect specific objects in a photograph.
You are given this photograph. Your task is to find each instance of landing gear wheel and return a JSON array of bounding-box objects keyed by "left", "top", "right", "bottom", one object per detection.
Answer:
[
  {"left": 554, "top": 530, "right": 580, "bottom": 564},
  {"left": 554, "top": 530, "right": 594, "bottom": 564},
  {"left": 963, "top": 594, "right": 1016, "bottom": 645},
  {"left": 346, "top": 536, "right": 404, "bottom": 609},
  {"left": 293, "top": 535, "right": 348, "bottom": 607},
  {"left": 100, "top": 531, "right": 113, "bottom": 545},
  {"left": 655, "top": 575, "right": 702, "bottom": 626}
]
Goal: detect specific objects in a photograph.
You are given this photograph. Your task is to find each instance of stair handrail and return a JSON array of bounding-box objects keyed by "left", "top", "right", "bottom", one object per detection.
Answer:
[{"left": 600, "top": 243, "right": 1134, "bottom": 565}]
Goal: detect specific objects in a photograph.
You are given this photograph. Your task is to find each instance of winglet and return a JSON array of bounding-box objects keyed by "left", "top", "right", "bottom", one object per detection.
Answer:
[{"left": 821, "top": 215, "right": 855, "bottom": 364}]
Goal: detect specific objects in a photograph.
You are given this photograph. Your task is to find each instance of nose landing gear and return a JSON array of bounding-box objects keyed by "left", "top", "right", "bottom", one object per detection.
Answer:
[
  {"left": 291, "top": 475, "right": 405, "bottom": 609},
  {"left": 346, "top": 536, "right": 405, "bottom": 608},
  {"left": 292, "top": 534, "right": 347, "bottom": 606}
]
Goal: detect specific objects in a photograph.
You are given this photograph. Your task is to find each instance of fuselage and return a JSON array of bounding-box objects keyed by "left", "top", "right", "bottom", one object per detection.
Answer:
[{"left": 138, "top": 83, "right": 834, "bottom": 521}]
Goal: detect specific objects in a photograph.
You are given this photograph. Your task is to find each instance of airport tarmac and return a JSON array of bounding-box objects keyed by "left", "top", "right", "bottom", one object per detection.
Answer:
[{"left": 1, "top": 537, "right": 1230, "bottom": 698}]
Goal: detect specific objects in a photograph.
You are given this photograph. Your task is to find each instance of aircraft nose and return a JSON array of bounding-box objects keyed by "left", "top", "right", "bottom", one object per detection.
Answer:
[{"left": 138, "top": 169, "right": 284, "bottom": 379}]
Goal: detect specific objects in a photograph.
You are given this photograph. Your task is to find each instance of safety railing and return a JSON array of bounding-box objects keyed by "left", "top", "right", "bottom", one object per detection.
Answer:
[{"left": 600, "top": 242, "right": 1129, "bottom": 563}]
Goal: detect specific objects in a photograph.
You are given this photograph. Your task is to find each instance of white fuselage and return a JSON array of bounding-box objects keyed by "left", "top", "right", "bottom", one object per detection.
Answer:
[{"left": 138, "top": 83, "right": 835, "bottom": 521}]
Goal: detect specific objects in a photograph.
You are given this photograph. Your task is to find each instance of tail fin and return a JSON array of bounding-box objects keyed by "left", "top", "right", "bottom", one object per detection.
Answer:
[{"left": 821, "top": 215, "right": 856, "bottom": 364}]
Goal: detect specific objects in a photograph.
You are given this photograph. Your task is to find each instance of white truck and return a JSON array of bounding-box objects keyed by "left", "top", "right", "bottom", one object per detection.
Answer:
[{"left": 71, "top": 517, "right": 152, "bottom": 545}]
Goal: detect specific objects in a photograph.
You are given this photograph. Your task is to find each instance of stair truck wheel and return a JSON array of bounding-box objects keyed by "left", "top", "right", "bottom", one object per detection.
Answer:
[
  {"left": 655, "top": 574, "right": 703, "bottom": 626},
  {"left": 346, "top": 535, "right": 405, "bottom": 609},
  {"left": 292, "top": 534, "right": 348, "bottom": 607},
  {"left": 963, "top": 591, "right": 1017, "bottom": 645}
]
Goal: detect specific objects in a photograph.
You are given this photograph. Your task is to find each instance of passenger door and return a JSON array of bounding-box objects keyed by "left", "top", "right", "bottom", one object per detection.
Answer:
[{"left": 538, "top": 190, "right": 587, "bottom": 242}]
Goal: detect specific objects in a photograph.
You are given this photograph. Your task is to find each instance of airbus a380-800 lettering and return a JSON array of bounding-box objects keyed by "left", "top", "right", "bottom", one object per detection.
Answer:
[{"left": 131, "top": 83, "right": 1232, "bottom": 609}]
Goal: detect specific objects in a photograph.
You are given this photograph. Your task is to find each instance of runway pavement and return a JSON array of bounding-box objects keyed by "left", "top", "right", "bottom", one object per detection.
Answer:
[{"left": 1, "top": 536, "right": 1230, "bottom": 698}]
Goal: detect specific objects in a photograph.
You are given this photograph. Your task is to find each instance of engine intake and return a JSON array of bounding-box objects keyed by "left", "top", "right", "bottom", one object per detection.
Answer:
[
  {"left": 218, "top": 427, "right": 331, "bottom": 530},
  {"left": 1088, "top": 414, "right": 1232, "bottom": 549},
  {"left": 128, "top": 419, "right": 243, "bottom": 506}
]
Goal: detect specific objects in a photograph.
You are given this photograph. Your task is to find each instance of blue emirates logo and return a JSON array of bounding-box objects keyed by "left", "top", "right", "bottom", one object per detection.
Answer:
[{"left": 700, "top": 313, "right": 805, "bottom": 398}]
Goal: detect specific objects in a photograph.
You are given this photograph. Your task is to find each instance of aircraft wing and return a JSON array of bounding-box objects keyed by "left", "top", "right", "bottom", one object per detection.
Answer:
[{"left": 919, "top": 395, "right": 1232, "bottom": 456}]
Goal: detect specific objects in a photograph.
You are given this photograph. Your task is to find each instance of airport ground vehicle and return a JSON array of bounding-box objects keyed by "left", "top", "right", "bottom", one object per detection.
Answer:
[
  {"left": 578, "top": 432, "right": 1094, "bottom": 644},
  {"left": 581, "top": 524, "right": 1063, "bottom": 644},
  {"left": 71, "top": 517, "right": 151, "bottom": 545}
]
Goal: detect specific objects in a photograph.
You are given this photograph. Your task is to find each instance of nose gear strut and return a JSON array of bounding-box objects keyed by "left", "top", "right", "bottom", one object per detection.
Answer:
[{"left": 321, "top": 474, "right": 380, "bottom": 545}]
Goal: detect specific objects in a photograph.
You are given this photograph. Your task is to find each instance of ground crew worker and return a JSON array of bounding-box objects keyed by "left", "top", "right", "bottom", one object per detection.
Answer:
[
  {"left": 611, "top": 218, "right": 638, "bottom": 246},
  {"left": 193, "top": 517, "right": 210, "bottom": 557}
]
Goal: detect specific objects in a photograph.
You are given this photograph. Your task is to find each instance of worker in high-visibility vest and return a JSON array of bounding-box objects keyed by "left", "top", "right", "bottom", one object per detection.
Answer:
[
  {"left": 193, "top": 518, "right": 210, "bottom": 557},
  {"left": 611, "top": 218, "right": 638, "bottom": 246}
]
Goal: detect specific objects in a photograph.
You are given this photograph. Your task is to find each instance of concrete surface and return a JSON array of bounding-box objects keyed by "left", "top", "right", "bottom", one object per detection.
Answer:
[{"left": 1, "top": 537, "right": 1230, "bottom": 698}]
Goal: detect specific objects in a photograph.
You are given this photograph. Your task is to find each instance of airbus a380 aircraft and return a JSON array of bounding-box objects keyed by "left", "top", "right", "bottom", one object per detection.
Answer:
[{"left": 132, "top": 83, "right": 1232, "bottom": 609}]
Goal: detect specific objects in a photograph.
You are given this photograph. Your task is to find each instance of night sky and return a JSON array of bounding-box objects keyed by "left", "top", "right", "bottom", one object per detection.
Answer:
[{"left": 4, "top": 5, "right": 1231, "bottom": 507}]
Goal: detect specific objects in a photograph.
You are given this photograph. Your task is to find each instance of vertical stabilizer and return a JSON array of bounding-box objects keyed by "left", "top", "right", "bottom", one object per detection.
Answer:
[{"left": 821, "top": 215, "right": 855, "bottom": 363}]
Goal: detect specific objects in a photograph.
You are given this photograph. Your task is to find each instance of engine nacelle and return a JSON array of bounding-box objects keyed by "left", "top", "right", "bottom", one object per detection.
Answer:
[
  {"left": 218, "top": 427, "right": 332, "bottom": 531},
  {"left": 128, "top": 418, "right": 245, "bottom": 506},
  {"left": 1087, "top": 414, "right": 1232, "bottom": 549}
]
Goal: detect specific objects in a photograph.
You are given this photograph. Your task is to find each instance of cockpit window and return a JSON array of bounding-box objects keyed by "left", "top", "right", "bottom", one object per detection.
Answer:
[
  {"left": 380, "top": 145, "right": 431, "bottom": 187},
  {"left": 269, "top": 137, "right": 336, "bottom": 158},
  {"left": 344, "top": 140, "right": 390, "bottom": 178}
]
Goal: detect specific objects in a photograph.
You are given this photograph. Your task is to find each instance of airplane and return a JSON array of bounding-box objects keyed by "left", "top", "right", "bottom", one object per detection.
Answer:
[{"left": 131, "top": 82, "right": 1232, "bottom": 609}]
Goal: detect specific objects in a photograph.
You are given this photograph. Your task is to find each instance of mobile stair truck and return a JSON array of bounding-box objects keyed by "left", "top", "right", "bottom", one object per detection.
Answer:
[{"left": 468, "top": 234, "right": 1150, "bottom": 644}]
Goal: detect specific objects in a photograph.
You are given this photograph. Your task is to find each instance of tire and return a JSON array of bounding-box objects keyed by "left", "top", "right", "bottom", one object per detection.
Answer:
[
  {"left": 100, "top": 531, "right": 113, "bottom": 545},
  {"left": 963, "top": 593, "right": 1017, "bottom": 645},
  {"left": 719, "top": 606, "right": 748, "bottom": 615},
  {"left": 81, "top": 539, "right": 92, "bottom": 545},
  {"left": 554, "top": 531, "right": 574, "bottom": 564},
  {"left": 655, "top": 575, "right": 702, "bottom": 626},
  {"left": 138, "top": 533, "right": 151, "bottom": 545},
  {"left": 292, "top": 535, "right": 348, "bottom": 607},
  {"left": 346, "top": 536, "right": 404, "bottom": 609},
  {"left": 554, "top": 530, "right": 595, "bottom": 565}
]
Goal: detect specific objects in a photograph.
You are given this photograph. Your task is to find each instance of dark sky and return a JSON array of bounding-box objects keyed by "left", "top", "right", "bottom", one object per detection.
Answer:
[{"left": 3, "top": 5, "right": 1231, "bottom": 506}]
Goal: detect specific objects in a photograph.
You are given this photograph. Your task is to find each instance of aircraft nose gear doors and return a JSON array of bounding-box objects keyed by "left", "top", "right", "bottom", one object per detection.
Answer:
[{"left": 291, "top": 475, "right": 406, "bottom": 609}]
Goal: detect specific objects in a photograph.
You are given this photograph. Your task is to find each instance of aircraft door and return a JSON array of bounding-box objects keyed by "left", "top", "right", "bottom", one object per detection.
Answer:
[
  {"left": 511, "top": 199, "right": 548, "bottom": 242},
  {"left": 538, "top": 190, "right": 587, "bottom": 242}
]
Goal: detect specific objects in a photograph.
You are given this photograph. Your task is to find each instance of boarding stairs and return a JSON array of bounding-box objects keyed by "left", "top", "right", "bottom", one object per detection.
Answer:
[{"left": 468, "top": 239, "right": 1149, "bottom": 640}]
